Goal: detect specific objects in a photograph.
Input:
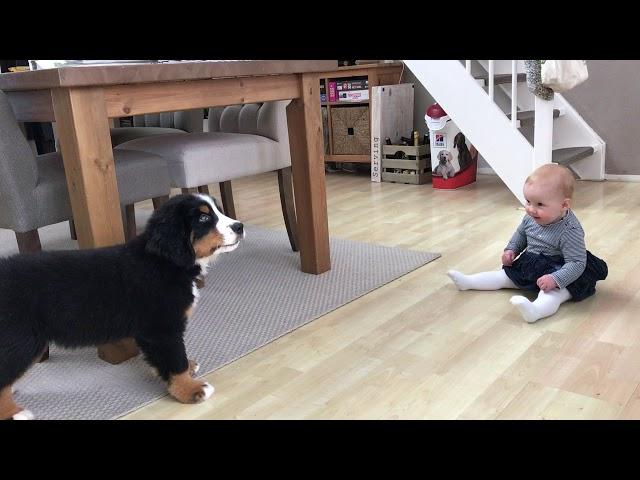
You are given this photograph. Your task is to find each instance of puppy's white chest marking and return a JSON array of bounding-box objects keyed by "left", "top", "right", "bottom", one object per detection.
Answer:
[
  {"left": 190, "top": 281, "right": 200, "bottom": 311},
  {"left": 196, "top": 256, "right": 215, "bottom": 276}
]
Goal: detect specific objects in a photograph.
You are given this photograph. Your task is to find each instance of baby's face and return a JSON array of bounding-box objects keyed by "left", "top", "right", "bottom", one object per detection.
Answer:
[{"left": 523, "top": 181, "right": 570, "bottom": 225}]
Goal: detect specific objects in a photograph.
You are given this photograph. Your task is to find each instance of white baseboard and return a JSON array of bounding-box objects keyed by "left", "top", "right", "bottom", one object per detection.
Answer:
[
  {"left": 477, "top": 167, "right": 496, "bottom": 175},
  {"left": 604, "top": 174, "right": 640, "bottom": 182}
]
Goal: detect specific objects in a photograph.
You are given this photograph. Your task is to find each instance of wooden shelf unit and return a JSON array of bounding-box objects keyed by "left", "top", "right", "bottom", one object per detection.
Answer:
[{"left": 319, "top": 62, "right": 404, "bottom": 164}]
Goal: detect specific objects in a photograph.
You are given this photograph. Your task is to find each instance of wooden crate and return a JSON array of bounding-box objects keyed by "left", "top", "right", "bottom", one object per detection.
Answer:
[
  {"left": 381, "top": 144, "right": 431, "bottom": 185},
  {"left": 370, "top": 83, "right": 414, "bottom": 182}
]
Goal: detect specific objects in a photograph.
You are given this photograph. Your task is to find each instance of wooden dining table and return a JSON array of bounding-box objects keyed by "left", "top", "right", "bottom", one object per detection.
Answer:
[{"left": 0, "top": 60, "right": 336, "bottom": 363}]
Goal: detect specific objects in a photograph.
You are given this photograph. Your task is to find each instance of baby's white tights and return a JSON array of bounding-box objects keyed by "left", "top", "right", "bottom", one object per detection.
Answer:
[
  {"left": 509, "top": 289, "right": 572, "bottom": 323},
  {"left": 447, "top": 269, "right": 572, "bottom": 323},
  {"left": 447, "top": 269, "right": 517, "bottom": 290}
]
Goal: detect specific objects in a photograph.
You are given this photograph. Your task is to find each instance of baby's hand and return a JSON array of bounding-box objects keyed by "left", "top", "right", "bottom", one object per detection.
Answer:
[
  {"left": 536, "top": 274, "right": 558, "bottom": 292},
  {"left": 502, "top": 250, "right": 516, "bottom": 266}
]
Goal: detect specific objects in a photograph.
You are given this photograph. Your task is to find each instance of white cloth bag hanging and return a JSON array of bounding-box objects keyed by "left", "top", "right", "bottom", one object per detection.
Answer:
[{"left": 540, "top": 60, "right": 589, "bottom": 92}]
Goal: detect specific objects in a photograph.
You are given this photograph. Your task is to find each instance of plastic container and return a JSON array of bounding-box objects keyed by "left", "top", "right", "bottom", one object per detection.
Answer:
[{"left": 425, "top": 103, "right": 477, "bottom": 189}]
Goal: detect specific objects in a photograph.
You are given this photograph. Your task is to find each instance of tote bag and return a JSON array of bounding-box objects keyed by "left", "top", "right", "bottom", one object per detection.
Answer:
[{"left": 541, "top": 60, "right": 589, "bottom": 92}]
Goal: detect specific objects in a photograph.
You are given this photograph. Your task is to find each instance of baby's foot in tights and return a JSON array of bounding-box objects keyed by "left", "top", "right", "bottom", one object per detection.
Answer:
[
  {"left": 447, "top": 270, "right": 471, "bottom": 291},
  {"left": 509, "top": 296, "right": 541, "bottom": 323}
]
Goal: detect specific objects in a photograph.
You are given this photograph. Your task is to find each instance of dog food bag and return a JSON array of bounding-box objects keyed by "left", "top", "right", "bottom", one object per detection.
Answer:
[{"left": 425, "top": 103, "right": 477, "bottom": 190}]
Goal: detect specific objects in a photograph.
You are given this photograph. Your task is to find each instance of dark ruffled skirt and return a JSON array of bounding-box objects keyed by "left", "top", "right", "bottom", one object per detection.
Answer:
[{"left": 503, "top": 250, "right": 608, "bottom": 302}]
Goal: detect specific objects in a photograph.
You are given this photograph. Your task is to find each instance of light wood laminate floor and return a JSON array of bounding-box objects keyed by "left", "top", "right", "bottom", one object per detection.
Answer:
[{"left": 123, "top": 172, "right": 638, "bottom": 419}]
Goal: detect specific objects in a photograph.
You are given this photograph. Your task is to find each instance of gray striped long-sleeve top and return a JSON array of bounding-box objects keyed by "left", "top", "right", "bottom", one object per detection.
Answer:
[{"left": 505, "top": 210, "right": 587, "bottom": 288}]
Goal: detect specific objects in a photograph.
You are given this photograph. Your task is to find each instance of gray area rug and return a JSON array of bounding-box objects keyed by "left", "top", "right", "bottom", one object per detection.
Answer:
[{"left": 1, "top": 211, "right": 440, "bottom": 419}]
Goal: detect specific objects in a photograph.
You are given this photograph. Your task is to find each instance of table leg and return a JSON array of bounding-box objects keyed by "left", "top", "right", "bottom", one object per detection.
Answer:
[
  {"left": 51, "top": 87, "right": 125, "bottom": 249},
  {"left": 52, "top": 87, "right": 139, "bottom": 364},
  {"left": 286, "top": 73, "right": 331, "bottom": 274}
]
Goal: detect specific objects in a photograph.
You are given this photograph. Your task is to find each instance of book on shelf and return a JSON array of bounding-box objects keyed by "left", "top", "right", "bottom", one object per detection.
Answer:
[
  {"left": 336, "top": 79, "right": 369, "bottom": 91},
  {"left": 328, "top": 81, "right": 337, "bottom": 102},
  {"left": 338, "top": 89, "right": 369, "bottom": 101}
]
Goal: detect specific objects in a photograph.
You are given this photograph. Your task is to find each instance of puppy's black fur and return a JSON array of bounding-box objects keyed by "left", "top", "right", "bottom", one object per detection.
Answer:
[{"left": 0, "top": 194, "right": 242, "bottom": 409}]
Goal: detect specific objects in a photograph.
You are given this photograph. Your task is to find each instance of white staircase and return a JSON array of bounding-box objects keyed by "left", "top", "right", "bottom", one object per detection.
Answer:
[{"left": 402, "top": 60, "right": 605, "bottom": 205}]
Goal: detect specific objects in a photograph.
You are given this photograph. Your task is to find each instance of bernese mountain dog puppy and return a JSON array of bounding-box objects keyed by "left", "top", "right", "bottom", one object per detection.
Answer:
[{"left": 0, "top": 193, "right": 244, "bottom": 420}]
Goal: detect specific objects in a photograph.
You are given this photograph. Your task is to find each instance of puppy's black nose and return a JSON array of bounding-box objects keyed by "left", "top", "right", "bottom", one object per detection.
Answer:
[{"left": 231, "top": 222, "right": 244, "bottom": 235}]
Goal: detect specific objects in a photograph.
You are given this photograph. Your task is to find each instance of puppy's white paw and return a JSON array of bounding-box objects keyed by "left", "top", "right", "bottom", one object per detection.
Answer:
[
  {"left": 13, "top": 409, "right": 35, "bottom": 420},
  {"left": 201, "top": 382, "right": 215, "bottom": 401}
]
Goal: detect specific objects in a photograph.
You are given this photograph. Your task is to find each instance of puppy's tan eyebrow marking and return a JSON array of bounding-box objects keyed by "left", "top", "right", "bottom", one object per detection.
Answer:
[{"left": 198, "top": 205, "right": 212, "bottom": 215}]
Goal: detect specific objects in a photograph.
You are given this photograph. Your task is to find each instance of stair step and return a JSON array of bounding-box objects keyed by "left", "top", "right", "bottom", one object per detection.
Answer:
[
  {"left": 474, "top": 73, "right": 527, "bottom": 86},
  {"left": 552, "top": 146, "right": 594, "bottom": 166},
  {"left": 506, "top": 109, "right": 561, "bottom": 122},
  {"left": 552, "top": 147, "right": 594, "bottom": 179}
]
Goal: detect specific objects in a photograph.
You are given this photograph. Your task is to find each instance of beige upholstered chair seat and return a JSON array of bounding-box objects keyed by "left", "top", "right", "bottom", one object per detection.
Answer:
[
  {"left": 110, "top": 109, "right": 203, "bottom": 147},
  {"left": 115, "top": 132, "right": 288, "bottom": 189},
  {"left": 28, "top": 150, "right": 171, "bottom": 231},
  {"left": 110, "top": 127, "right": 187, "bottom": 147}
]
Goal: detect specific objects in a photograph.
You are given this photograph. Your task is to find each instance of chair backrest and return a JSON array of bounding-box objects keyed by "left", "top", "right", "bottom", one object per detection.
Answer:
[
  {"left": 132, "top": 109, "right": 204, "bottom": 133},
  {"left": 207, "top": 100, "right": 292, "bottom": 149},
  {"left": 0, "top": 90, "right": 38, "bottom": 231}
]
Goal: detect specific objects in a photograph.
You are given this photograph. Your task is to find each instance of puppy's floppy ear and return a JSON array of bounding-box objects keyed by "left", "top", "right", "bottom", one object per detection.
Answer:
[
  {"left": 146, "top": 222, "right": 194, "bottom": 268},
  {"left": 145, "top": 202, "right": 195, "bottom": 268}
]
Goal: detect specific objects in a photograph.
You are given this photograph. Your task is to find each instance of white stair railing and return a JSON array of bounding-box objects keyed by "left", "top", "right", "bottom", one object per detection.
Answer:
[
  {"left": 511, "top": 60, "right": 518, "bottom": 128},
  {"left": 406, "top": 59, "right": 605, "bottom": 194},
  {"left": 533, "top": 95, "right": 554, "bottom": 168},
  {"left": 488, "top": 60, "right": 495, "bottom": 101},
  {"left": 472, "top": 59, "right": 605, "bottom": 180},
  {"left": 465, "top": 59, "right": 555, "bottom": 171}
]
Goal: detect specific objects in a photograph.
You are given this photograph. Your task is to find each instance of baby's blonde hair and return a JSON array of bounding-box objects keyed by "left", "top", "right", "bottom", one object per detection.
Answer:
[{"left": 525, "top": 163, "right": 575, "bottom": 199}]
